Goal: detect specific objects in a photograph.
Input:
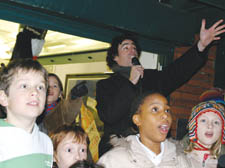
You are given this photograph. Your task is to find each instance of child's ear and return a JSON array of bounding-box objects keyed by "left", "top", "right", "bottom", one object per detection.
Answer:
[
  {"left": 132, "top": 114, "right": 141, "bottom": 127},
  {"left": 0, "top": 90, "right": 8, "bottom": 107},
  {"left": 114, "top": 55, "right": 119, "bottom": 62}
]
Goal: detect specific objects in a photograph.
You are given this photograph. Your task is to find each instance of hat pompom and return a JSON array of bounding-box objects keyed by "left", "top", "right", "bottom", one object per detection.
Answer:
[{"left": 199, "top": 88, "right": 225, "bottom": 105}]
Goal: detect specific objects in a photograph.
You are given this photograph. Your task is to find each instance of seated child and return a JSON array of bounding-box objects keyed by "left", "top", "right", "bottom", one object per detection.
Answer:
[
  {"left": 0, "top": 59, "right": 53, "bottom": 168},
  {"left": 50, "top": 124, "right": 89, "bottom": 168},
  {"left": 98, "top": 91, "right": 190, "bottom": 168},
  {"left": 185, "top": 100, "right": 225, "bottom": 168}
]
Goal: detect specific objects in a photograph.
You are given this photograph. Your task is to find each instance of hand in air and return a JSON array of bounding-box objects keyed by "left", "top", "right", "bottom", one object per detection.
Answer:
[{"left": 198, "top": 19, "right": 225, "bottom": 51}]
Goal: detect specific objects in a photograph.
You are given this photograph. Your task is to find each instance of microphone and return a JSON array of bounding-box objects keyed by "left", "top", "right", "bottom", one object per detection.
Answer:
[
  {"left": 131, "top": 57, "right": 143, "bottom": 93},
  {"left": 132, "top": 57, "right": 141, "bottom": 66},
  {"left": 218, "top": 155, "right": 225, "bottom": 168}
]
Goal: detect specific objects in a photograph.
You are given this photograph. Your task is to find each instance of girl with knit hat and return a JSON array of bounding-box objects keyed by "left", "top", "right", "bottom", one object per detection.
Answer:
[{"left": 185, "top": 100, "right": 225, "bottom": 168}]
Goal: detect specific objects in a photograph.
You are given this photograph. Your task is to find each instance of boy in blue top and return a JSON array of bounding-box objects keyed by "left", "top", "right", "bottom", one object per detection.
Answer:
[{"left": 0, "top": 59, "right": 53, "bottom": 168}]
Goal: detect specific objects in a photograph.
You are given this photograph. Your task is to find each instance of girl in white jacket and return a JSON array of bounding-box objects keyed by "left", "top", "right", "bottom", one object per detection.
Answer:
[{"left": 98, "top": 91, "right": 191, "bottom": 168}]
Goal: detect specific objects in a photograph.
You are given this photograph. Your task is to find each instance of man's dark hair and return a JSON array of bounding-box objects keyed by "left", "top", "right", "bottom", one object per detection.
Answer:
[{"left": 106, "top": 34, "right": 141, "bottom": 69}]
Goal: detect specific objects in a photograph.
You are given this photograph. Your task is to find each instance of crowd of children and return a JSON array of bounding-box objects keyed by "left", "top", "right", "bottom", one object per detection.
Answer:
[
  {"left": 0, "top": 59, "right": 100, "bottom": 168},
  {"left": 1, "top": 18, "right": 225, "bottom": 168},
  {"left": 0, "top": 59, "right": 225, "bottom": 168}
]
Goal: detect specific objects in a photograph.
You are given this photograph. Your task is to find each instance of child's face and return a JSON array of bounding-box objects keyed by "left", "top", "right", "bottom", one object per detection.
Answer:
[
  {"left": 133, "top": 93, "right": 172, "bottom": 144},
  {"left": 55, "top": 133, "right": 87, "bottom": 168},
  {"left": 197, "top": 112, "right": 222, "bottom": 148},
  {"left": 2, "top": 69, "right": 46, "bottom": 122},
  {"left": 47, "top": 76, "right": 61, "bottom": 104}
]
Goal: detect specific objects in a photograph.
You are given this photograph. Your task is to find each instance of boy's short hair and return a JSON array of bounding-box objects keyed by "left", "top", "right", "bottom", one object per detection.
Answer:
[
  {"left": 50, "top": 124, "right": 89, "bottom": 152},
  {"left": 0, "top": 58, "right": 48, "bottom": 96}
]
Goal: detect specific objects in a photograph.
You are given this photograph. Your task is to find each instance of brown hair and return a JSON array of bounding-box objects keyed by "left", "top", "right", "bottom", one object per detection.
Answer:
[
  {"left": 48, "top": 73, "right": 64, "bottom": 99},
  {"left": 0, "top": 58, "right": 48, "bottom": 96},
  {"left": 50, "top": 124, "right": 89, "bottom": 152}
]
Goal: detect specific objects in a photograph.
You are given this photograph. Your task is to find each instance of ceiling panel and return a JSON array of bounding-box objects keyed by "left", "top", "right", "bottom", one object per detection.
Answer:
[{"left": 0, "top": 19, "right": 110, "bottom": 63}]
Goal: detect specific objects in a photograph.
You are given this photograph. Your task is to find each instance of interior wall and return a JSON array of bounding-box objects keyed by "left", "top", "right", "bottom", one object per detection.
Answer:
[
  {"left": 170, "top": 44, "right": 217, "bottom": 139},
  {"left": 44, "top": 61, "right": 110, "bottom": 90}
]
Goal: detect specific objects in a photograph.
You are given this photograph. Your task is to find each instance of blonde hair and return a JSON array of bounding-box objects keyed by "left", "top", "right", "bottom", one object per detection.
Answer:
[{"left": 185, "top": 137, "right": 222, "bottom": 159}]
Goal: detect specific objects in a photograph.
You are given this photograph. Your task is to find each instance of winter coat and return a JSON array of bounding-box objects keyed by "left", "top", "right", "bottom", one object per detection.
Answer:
[
  {"left": 187, "top": 152, "right": 217, "bottom": 168},
  {"left": 97, "top": 135, "right": 191, "bottom": 168},
  {"left": 172, "top": 137, "right": 219, "bottom": 168},
  {"left": 42, "top": 97, "right": 83, "bottom": 133}
]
